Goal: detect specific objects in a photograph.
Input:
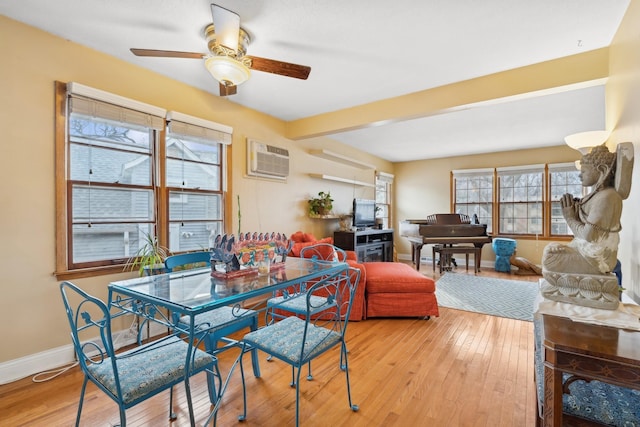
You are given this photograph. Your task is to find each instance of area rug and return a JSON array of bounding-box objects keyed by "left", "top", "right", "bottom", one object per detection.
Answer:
[{"left": 435, "top": 273, "right": 539, "bottom": 321}]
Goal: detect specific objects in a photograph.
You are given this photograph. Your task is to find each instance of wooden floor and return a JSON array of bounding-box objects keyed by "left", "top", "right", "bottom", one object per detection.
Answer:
[{"left": 0, "top": 265, "right": 539, "bottom": 426}]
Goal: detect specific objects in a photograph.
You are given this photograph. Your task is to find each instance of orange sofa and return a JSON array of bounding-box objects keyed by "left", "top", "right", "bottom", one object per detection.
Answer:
[{"left": 289, "top": 232, "right": 438, "bottom": 321}]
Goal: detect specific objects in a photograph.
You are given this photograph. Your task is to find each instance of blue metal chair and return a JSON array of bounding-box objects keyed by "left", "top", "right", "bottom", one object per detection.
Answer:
[
  {"left": 165, "top": 251, "right": 261, "bottom": 405},
  {"left": 60, "top": 281, "right": 216, "bottom": 427},
  {"left": 265, "top": 243, "right": 347, "bottom": 381},
  {"left": 243, "top": 267, "right": 361, "bottom": 426}
]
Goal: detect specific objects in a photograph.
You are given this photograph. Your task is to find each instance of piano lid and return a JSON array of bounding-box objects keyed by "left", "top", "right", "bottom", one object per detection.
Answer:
[{"left": 399, "top": 214, "right": 488, "bottom": 239}]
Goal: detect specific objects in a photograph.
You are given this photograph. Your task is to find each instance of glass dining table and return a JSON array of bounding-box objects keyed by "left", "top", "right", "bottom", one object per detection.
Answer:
[{"left": 108, "top": 256, "right": 348, "bottom": 426}]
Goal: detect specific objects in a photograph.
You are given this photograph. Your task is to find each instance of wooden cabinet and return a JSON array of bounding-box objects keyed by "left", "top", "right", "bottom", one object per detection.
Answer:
[{"left": 334, "top": 229, "right": 394, "bottom": 262}]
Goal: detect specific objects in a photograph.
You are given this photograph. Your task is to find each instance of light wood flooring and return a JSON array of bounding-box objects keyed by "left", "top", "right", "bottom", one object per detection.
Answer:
[{"left": 0, "top": 264, "right": 539, "bottom": 426}]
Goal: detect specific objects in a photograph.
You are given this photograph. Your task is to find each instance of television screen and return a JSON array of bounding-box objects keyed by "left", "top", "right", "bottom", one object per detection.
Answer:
[{"left": 353, "top": 199, "right": 376, "bottom": 228}]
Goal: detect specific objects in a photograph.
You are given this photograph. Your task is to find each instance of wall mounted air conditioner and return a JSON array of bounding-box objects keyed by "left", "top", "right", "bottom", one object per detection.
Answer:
[{"left": 247, "top": 138, "right": 289, "bottom": 180}]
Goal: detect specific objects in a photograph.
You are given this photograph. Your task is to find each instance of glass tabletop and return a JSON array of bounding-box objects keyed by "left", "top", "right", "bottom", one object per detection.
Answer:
[{"left": 109, "top": 257, "right": 347, "bottom": 315}]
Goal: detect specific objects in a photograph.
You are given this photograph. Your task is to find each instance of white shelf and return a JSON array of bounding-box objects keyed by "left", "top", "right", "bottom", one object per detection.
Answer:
[
  {"left": 309, "top": 173, "right": 375, "bottom": 188},
  {"left": 308, "top": 214, "right": 340, "bottom": 219},
  {"left": 309, "top": 149, "right": 375, "bottom": 170}
]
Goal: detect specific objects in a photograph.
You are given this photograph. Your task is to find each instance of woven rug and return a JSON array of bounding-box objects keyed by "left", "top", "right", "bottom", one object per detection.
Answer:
[{"left": 435, "top": 273, "right": 539, "bottom": 321}]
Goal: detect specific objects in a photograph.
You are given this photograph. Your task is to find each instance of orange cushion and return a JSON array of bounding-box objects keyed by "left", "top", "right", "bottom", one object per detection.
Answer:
[
  {"left": 289, "top": 237, "right": 334, "bottom": 257},
  {"left": 364, "top": 262, "right": 435, "bottom": 294},
  {"left": 290, "top": 231, "right": 306, "bottom": 243}
]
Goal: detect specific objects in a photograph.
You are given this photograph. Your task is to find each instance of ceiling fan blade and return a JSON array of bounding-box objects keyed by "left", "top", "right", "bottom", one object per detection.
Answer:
[
  {"left": 246, "top": 56, "right": 311, "bottom": 80},
  {"left": 219, "top": 82, "right": 237, "bottom": 96},
  {"left": 130, "top": 48, "right": 204, "bottom": 59},
  {"left": 211, "top": 4, "right": 240, "bottom": 52}
]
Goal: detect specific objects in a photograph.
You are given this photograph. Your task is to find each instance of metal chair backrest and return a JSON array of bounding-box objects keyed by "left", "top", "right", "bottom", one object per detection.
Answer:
[
  {"left": 300, "top": 243, "right": 346, "bottom": 262},
  {"left": 60, "top": 281, "right": 120, "bottom": 386},
  {"left": 165, "top": 251, "right": 211, "bottom": 272},
  {"left": 60, "top": 281, "right": 216, "bottom": 425}
]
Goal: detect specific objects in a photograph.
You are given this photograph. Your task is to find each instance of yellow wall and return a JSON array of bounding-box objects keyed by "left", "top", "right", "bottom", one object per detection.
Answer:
[{"left": 607, "top": 0, "right": 640, "bottom": 301}]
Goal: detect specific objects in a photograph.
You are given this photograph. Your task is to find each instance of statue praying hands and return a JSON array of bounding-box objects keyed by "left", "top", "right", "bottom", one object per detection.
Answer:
[
  {"left": 542, "top": 144, "right": 622, "bottom": 275},
  {"left": 540, "top": 142, "right": 634, "bottom": 309}
]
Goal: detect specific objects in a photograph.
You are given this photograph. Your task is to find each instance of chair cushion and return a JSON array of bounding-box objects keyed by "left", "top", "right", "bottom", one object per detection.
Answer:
[
  {"left": 267, "top": 294, "right": 330, "bottom": 315},
  {"left": 87, "top": 335, "right": 214, "bottom": 405},
  {"left": 364, "top": 262, "right": 436, "bottom": 294},
  {"left": 243, "top": 316, "right": 340, "bottom": 365}
]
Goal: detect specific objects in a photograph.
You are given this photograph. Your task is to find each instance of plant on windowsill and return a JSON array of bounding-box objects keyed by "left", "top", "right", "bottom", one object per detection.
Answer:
[
  {"left": 124, "top": 231, "right": 169, "bottom": 276},
  {"left": 308, "top": 191, "right": 334, "bottom": 218}
]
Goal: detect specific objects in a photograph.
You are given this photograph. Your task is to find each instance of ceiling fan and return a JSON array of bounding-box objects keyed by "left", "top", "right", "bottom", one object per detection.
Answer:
[{"left": 130, "top": 4, "right": 311, "bottom": 96}]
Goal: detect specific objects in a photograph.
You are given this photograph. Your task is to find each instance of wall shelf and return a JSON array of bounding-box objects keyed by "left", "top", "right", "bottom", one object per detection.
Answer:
[
  {"left": 309, "top": 149, "right": 375, "bottom": 170},
  {"left": 309, "top": 173, "right": 375, "bottom": 188},
  {"left": 308, "top": 214, "right": 340, "bottom": 219}
]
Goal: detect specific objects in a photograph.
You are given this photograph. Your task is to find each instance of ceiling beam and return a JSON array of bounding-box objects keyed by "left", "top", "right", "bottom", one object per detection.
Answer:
[{"left": 285, "top": 47, "right": 609, "bottom": 140}]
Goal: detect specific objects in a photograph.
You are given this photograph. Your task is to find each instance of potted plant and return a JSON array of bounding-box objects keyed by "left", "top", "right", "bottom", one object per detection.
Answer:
[
  {"left": 308, "top": 191, "right": 334, "bottom": 216},
  {"left": 125, "top": 231, "right": 169, "bottom": 276}
]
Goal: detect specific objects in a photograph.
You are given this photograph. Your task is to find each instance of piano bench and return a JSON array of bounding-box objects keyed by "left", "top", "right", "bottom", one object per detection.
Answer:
[{"left": 433, "top": 245, "right": 481, "bottom": 274}]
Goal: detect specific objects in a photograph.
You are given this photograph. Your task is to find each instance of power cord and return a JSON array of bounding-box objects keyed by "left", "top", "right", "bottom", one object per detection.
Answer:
[{"left": 32, "top": 361, "right": 79, "bottom": 383}]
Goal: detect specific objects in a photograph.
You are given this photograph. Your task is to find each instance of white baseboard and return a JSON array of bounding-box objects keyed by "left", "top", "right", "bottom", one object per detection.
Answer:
[
  {"left": 397, "top": 252, "right": 495, "bottom": 270},
  {"left": 0, "top": 323, "right": 166, "bottom": 385}
]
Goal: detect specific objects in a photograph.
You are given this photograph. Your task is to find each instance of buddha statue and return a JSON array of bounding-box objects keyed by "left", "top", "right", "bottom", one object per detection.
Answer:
[{"left": 541, "top": 142, "right": 634, "bottom": 309}]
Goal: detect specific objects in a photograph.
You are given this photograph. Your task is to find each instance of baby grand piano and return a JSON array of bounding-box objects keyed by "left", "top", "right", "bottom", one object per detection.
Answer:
[{"left": 399, "top": 214, "right": 492, "bottom": 272}]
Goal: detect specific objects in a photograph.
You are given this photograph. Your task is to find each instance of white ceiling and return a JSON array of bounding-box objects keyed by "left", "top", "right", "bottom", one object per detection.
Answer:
[{"left": 1, "top": 0, "right": 630, "bottom": 162}]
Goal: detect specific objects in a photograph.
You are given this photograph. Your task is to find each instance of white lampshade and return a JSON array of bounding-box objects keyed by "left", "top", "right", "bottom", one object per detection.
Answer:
[
  {"left": 204, "top": 56, "right": 251, "bottom": 86},
  {"left": 564, "top": 130, "right": 610, "bottom": 154}
]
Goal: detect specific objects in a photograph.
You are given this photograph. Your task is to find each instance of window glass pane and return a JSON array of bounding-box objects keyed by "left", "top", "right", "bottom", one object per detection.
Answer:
[
  {"left": 166, "top": 137, "right": 220, "bottom": 165},
  {"left": 168, "top": 192, "right": 221, "bottom": 221},
  {"left": 69, "top": 114, "right": 151, "bottom": 153},
  {"left": 549, "top": 169, "right": 581, "bottom": 236},
  {"left": 72, "top": 185, "right": 154, "bottom": 222},
  {"left": 454, "top": 174, "right": 493, "bottom": 233},
  {"left": 527, "top": 186, "right": 542, "bottom": 201},
  {"left": 70, "top": 143, "right": 151, "bottom": 185},
  {"left": 500, "top": 187, "right": 513, "bottom": 202},
  {"left": 166, "top": 159, "right": 221, "bottom": 190},
  {"left": 168, "top": 221, "right": 222, "bottom": 253},
  {"left": 72, "top": 223, "right": 152, "bottom": 264}
]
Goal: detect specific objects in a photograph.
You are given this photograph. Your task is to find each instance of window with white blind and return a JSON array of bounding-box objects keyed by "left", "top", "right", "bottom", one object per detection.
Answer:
[
  {"left": 165, "top": 112, "right": 230, "bottom": 252},
  {"left": 497, "top": 165, "right": 544, "bottom": 235},
  {"left": 375, "top": 172, "right": 394, "bottom": 229},
  {"left": 452, "top": 162, "right": 580, "bottom": 238},
  {"left": 452, "top": 168, "right": 494, "bottom": 233},
  {"left": 55, "top": 82, "right": 230, "bottom": 276},
  {"left": 548, "top": 162, "right": 583, "bottom": 236}
]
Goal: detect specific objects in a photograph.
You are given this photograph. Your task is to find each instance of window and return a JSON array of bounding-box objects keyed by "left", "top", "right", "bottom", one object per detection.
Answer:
[
  {"left": 548, "top": 162, "right": 583, "bottom": 236},
  {"left": 452, "top": 163, "right": 580, "bottom": 239},
  {"left": 497, "top": 165, "right": 544, "bottom": 235},
  {"left": 55, "top": 83, "right": 231, "bottom": 277},
  {"left": 375, "top": 172, "right": 394, "bottom": 229},
  {"left": 452, "top": 169, "right": 493, "bottom": 233},
  {"left": 165, "top": 112, "right": 231, "bottom": 252}
]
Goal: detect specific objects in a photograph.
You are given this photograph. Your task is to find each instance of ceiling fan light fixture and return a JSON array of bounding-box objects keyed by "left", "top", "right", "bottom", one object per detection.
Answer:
[{"left": 205, "top": 55, "right": 250, "bottom": 87}]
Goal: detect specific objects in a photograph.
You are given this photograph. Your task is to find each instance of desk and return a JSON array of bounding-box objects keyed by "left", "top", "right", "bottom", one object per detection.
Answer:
[
  {"left": 537, "top": 313, "right": 640, "bottom": 426},
  {"left": 109, "top": 257, "right": 348, "bottom": 426}
]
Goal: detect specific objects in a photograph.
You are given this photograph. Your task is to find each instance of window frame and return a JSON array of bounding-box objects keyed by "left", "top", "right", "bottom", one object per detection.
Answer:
[
  {"left": 452, "top": 168, "right": 494, "bottom": 233},
  {"left": 375, "top": 171, "right": 394, "bottom": 230},
  {"left": 452, "top": 163, "right": 580, "bottom": 241},
  {"left": 55, "top": 82, "right": 232, "bottom": 279},
  {"left": 497, "top": 164, "right": 545, "bottom": 236}
]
